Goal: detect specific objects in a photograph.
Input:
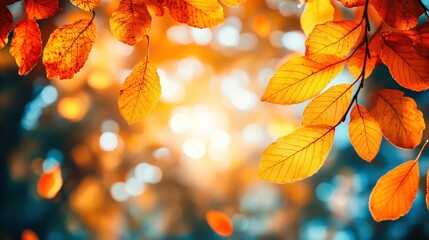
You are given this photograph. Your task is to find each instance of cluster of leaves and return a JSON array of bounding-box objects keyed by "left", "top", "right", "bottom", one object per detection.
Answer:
[
  {"left": 258, "top": 0, "right": 429, "bottom": 222},
  {"left": 0, "top": 0, "right": 244, "bottom": 125}
]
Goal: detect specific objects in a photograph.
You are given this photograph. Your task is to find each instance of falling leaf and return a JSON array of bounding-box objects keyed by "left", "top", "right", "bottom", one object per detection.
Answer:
[
  {"left": 302, "top": 84, "right": 353, "bottom": 126},
  {"left": 110, "top": 0, "right": 151, "bottom": 45},
  {"left": 262, "top": 54, "right": 345, "bottom": 105},
  {"left": 43, "top": 18, "right": 96, "bottom": 79},
  {"left": 369, "top": 160, "right": 419, "bottom": 221},
  {"left": 370, "top": 89, "right": 425, "bottom": 149},
  {"left": 118, "top": 59, "right": 161, "bottom": 125},
  {"left": 25, "top": 0, "right": 60, "bottom": 19},
  {"left": 38, "top": 165, "right": 63, "bottom": 199},
  {"left": 9, "top": 19, "right": 42, "bottom": 75},
  {"left": 70, "top": 0, "right": 101, "bottom": 11},
  {"left": 144, "top": 0, "right": 164, "bottom": 16},
  {"left": 370, "top": 0, "right": 424, "bottom": 30},
  {"left": 0, "top": 6, "right": 13, "bottom": 50},
  {"left": 258, "top": 125, "right": 335, "bottom": 183},
  {"left": 300, "top": 0, "right": 335, "bottom": 36},
  {"left": 21, "top": 229, "right": 39, "bottom": 240},
  {"left": 220, "top": 0, "right": 246, "bottom": 7},
  {"left": 206, "top": 210, "right": 233, "bottom": 237},
  {"left": 348, "top": 104, "right": 382, "bottom": 162},
  {"left": 305, "top": 20, "right": 362, "bottom": 57},
  {"left": 381, "top": 32, "right": 429, "bottom": 91},
  {"left": 163, "top": 0, "right": 224, "bottom": 28},
  {"left": 337, "top": 0, "right": 365, "bottom": 8},
  {"left": 347, "top": 33, "right": 382, "bottom": 79}
]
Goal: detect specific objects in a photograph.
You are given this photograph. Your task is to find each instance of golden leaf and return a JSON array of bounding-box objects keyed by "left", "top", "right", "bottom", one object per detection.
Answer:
[
  {"left": 300, "top": 0, "right": 335, "bottom": 36},
  {"left": 347, "top": 33, "right": 382, "bottom": 79},
  {"left": 70, "top": 0, "right": 101, "bottom": 11}
]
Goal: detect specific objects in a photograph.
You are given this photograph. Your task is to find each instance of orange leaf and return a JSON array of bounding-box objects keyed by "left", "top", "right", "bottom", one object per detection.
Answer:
[
  {"left": 37, "top": 165, "right": 63, "bottom": 199},
  {"left": 348, "top": 104, "right": 382, "bottom": 162},
  {"left": 305, "top": 20, "right": 362, "bottom": 57},
  {"left": 110, "top": 0, "right": 151, "bottom": 46},
  {"left": 9, "top": 19, "right": 42, "bottom": 75},
  {"left": 300, "top": 0, "right": 335, "bottom": 36},
  {"left": 258, "top": 125, "right": 335, "bottom": 183},
  {"left": 42, "top": 18, "right": 97, "bottom": 80},
  {"left": 143, "top": 0, "right": 164, "bottom": 16},
  {"left": 370, "top": 0, "right": 424, "bottom": 30},
  {"left": 337, "top": 0, "right": 365, "bottom": 8},
  {"left": 25, "top": 0, "right": 59, "bottom": 20},
  {"left": 262, "top": 54, "right": 345, "bottom": 105},
  {"left": 370, "top": 89, "right": 425, "bottom": 149},
  {"left": 118, "top": 59, "right": 161, "bottom": 125},
  {"left": 0, "top": 6, "right": 13, "bottom": 50},
  {"left": 302, "top": 84, "right": 353, "bottom": 126},
  {"left": 163, "top": 0, "right": 224, "bottom": 28},
  {"left": 21, "top": 229, "right": 39, "bottom": 240},
  {"left": 369, "top": 160, "right": 419, "bottom": 221},
  {"left": 347, "top": 33, "right": 382, "bottom": 79},
  {"left": 70, "top": 0, "right": 101, "bottom": 11},
  {"left": 206, "top": 210, "right": 233, "bottom": 237},
  {"left": 380, "top": 33, "right": 429, "bottom": 91},
  {"left": 220, "top": 0, "right": 246, "bottom": 7}
]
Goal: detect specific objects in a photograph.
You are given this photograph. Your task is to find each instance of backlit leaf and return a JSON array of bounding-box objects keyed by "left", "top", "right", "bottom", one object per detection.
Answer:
[
  {"left": 110, "top": 0, "right": 151, "bottom": 45},
  {"left": 370, "top": 0, "right": 424, "bottom": 30},
  {"left": 70, "top": 0, "right": 101, "bottom": 11},
  {"left": 370, "top": 89, "right": 425, "bottom": 149},
  {"left": 25, "top": 0, "right": 59, "bottom": 19},
  {"left": 206, "top": 210, "right": 233, "bottom": 237},
  {"left": 9, "top": 19, "right": 42, "bottom": 75},
  {"left": 347, "top": 33, "right": 382, "bottom": 79},
  {"left": 381, "top": 32, "right": 429, "bottom": 91},
  {"left": 0, "top": 6, "right": 13, "bottom": 50},
  {"left": 163, "top": 0, "right": 224, "bottom": 28},
  {"left": 348, "top": 104, "right": 382, "bottom": 162},
  {"left": 369, "top": 160, "right": 419, "bottom": 221},
  {"left": 118, "top": 59, "right": 161, "bottom": 125},
  {"left": 337, "top": 0, "right": 365, "bottom": 8},
  {"left": 302, "top": 84, "right": 353, "bottom": 126},
  {"left": 300, "top": 0, "right": 335, "bottom": 36},
  {"left": 262, "top": 54, "right": 345, "bottom": 105},
  {"left": 38, "top": 165, "right": 63, "bottom": 199},
  {"left": 305, "top": 20, "right": 362, "bottom": 57},
  {"left": 21, "top": 229, "right": 39, "bottom": 240},
  {"left": 258, "top": 125, "right": 335, "bottom": 183},
  {"left": 144, "top": 0, "right": 164, "bottom": 16},
  {"left": 43, "top": 18, "right": 96, "bottom": 79}
]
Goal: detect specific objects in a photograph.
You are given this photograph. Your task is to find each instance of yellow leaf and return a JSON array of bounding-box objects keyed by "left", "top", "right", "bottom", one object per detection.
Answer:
[
  {"left": 262, "top": 54, "right": 345, "bottom": 105},
  {"left": 302, "top": 84, "right": 353, "bottom": 126},
  {"left": 118, "top": 60, "right": 161, "bottom": 125},
  {"left": 0, "top": 6, "right": 13, "bottom": 50},
  {"left": 257, "top": 125, "right": 335, "bottom": 183},
  {"left": 42, "top": 18, "right": 96, "bottom": 79},
  {"left": 348, "top": 104, "right": 382, "bottom": 162},
  {"left": 9, "top": 19, "right": 42, "bottom": 75},
  {"left": 370, "top": 89, "right": 425, "bottom": 149},
  {"left": 369, "top": 160, "right": 419, "bottom": 222},
  {"left": 306, "top": 20, "right": 362, "bottom": 57},
  {"left": 70, "top": 0, "right": 101, "bottom": 11},
  {"left": 110, "top": 0, "right": 151, "bottom": 45},
  {"left": 300, "top": 0, "right": 335, "bottom": 36},
  {"left": 163, "top": 0, "right": 224, "bottom": 28}
]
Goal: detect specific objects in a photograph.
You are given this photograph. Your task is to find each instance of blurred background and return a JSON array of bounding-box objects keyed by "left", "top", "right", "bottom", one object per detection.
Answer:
[{"left": 1, "top": 0, "right": 429, "bottom": 239}]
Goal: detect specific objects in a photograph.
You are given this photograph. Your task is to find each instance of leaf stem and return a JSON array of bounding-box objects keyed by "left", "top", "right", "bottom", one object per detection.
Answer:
[
  {"left": 415, "top": 139, "right": 429, "bottom": 162},
  {"left": 145, "top": 35, "right": 150, "bottom": 60}
]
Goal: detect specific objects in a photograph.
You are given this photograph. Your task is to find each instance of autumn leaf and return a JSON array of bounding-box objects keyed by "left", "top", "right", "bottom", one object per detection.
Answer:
[
  {"left": 0, "top": 6, "right": 13, "bottom": 50},
  {"left": 370, "top": 0, "right": 424, "bottom": 30},
  {"left": 348, "top": 104, "right": 382, "bottom": 162},
  {"left": 305, "top": 20, "right": 362, "bottom": 57},
  {"left": 118, "top": 59, "right": 161, "bottom": 125},
  {"left": 144, "top": 0, "right": 164, "bottom": 16},
  {"left": 37, "top": 165, "right": 63, "bottom": 199},
  {"left": 43, "top": 18, "right": 96, "bottom": 79},
  {"left": 110, "top": 0, "right": 151, "bottom": 46},
  {"left": 370, "top": 89, "right": 425, "bottom": 149},
  {"left": 206, "top": 210, "right": 233, "bottom": 237},
  {"left": 258, "top": 125, "right": 335, "bottom": 183},
  {"left": 25, "top": 0, "right": 60, "bottom": 20},
  {"left": 381, "top": 33, "right": 429, "bottom": 91},
  {"left": 337, "top": 0, "right": 365, "bottom": 8},
  {"left": 21, "top": 229, "right": 39, "bottom": 240},
  {"left": 347, "top": 33, "right": 382, "bottom": 79},
  {"left": 302, "top": 84, "right": 353, "bottom": 126},
  {"left": 300, "top": 0, "right": 335, "bottom": 36},
  {"left": 163, "top": 0, "right": 224, "bottom": 28},
  {"left": 70, "top": 0, "right": 101, "bottom": 11},
  {"left": 262, "top": 54, "right": 345, "bottom": 105},
  {"left": 9, "top": 19, "right": 42, "bottom": 75}
]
